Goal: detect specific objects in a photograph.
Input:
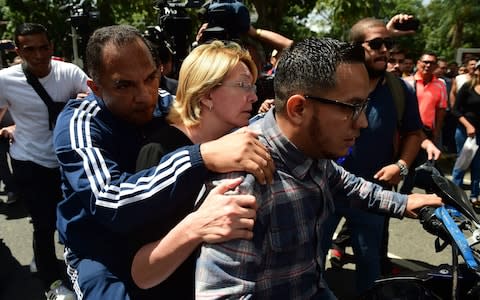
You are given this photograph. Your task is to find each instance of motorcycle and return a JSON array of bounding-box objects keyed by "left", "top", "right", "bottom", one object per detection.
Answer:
[{"left": 361, "top": 162, "right": 480, "bottom": 299}]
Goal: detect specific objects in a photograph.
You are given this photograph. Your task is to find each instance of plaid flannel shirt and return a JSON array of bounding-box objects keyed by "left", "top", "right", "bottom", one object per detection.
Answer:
[{"left": 196, "top": 110, "right": 407, "bottom": 299}]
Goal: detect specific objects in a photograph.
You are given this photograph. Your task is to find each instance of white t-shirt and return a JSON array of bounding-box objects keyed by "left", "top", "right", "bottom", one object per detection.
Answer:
[
  {"left": 455, "top": 73, "right": 470, "bottom": 90},
  {"left": 0, "top": 60, "right": 89, "bottom": 168}
]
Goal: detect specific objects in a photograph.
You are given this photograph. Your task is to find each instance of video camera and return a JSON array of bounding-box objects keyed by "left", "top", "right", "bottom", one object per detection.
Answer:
[
  {"left": 153, "top": 0, "right": 204, "bottom": 72},
  {"left": 151, "top": 0, "right": 250, "bottom": 77},
  {"left": 198, "top": 0, "right": 250, "bottom": 44},
  {"left": 63, "top": 0, "right": 100, "bottom": 67},
  {"left": 65, "top": 0, "right": 100, "bottom": 36},
  {"left": 153, "top": 0, "right": 250, "bottom": 54}
]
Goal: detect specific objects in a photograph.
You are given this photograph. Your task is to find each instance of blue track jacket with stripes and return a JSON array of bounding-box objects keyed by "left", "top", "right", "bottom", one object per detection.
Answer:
[{"left": 53, "top": 94, "right": 208, "bottom": 284}]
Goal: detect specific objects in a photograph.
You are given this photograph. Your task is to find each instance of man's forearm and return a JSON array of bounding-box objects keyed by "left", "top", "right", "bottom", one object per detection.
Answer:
[
  {"left": 398, "top": 129, "right": 423, "bottom": 167},
  {"left": 248, "top": 26, "right": 293, "bottom": 50},
  {"left": 450, "top": 80, "right": 457, "bottom": 108}
]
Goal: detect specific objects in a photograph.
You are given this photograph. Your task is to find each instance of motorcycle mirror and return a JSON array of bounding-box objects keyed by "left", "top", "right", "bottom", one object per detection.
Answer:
[{"left": 431, "top": 174, "right": 480, "bottom": 224}]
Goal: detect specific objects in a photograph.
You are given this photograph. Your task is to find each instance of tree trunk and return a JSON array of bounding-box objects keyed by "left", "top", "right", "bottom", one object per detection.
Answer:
[
  {"left": 451, "top": 21, "right": 464, "bottom": 49},
  {"left": 251, "top": 0, "right": 287, "bottom": 31}
]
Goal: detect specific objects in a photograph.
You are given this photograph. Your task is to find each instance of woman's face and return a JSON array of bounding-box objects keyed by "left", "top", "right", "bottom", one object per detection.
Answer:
[{"left": 208, "top": 61, "right": 258, "bottom": 129}]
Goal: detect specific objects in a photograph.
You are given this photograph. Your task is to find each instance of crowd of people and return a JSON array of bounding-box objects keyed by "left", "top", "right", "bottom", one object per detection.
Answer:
[{"left": 0, "top": 8, "right": 477, "bottom": 300}]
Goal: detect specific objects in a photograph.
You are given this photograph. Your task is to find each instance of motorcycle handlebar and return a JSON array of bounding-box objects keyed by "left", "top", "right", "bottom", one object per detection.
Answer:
[{"left": 419, "top": 206, "right": 450, "bottom": 241}]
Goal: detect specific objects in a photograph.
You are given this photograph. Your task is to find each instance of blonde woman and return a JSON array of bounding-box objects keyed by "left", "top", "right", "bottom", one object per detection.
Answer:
[{"left": 131, "top": 40, "right": 263, "bottom": 298}]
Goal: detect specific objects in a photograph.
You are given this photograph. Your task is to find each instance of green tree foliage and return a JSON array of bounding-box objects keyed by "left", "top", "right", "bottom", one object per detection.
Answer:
[
  {"left": 1, "top": 0, "right": 158, "bottom": 60},
  {"left": 321, "top": 0, "right": 386, "bottom": 40},
  {"left": 1, "top": 0, "right": 478, "bottom": 65},
  {"left": 423, "top": 0, "right": 480, "bottom": 62},
  {"left": 381, "top": 0, "right": 426, "bottom": 61},
  {"left": 246, "top": 0, "right": 317, "bottom": 40},
  {"left": 316, "top": 0, "right": 479, "bottom": 62},
  {"left": 320, "top": 0, "right": 424, "bottom": 48}
]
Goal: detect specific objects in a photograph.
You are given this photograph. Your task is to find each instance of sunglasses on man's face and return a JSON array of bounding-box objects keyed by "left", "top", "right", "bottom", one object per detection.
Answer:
[{"left": 364, "top": 37, "right": 394, "bottom": 50}]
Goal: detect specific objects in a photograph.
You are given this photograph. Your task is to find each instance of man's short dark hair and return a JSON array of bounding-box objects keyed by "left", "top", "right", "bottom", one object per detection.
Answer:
[
  {"left": 349, "top": 18, "right": 385, "bottom": 43},
  {"left": 389, "top": 45, "right": 405, "bottom": 57},
  {"left": 273, "top": 37, "right": 365, "bottom": 113},
  {"left": 420, "top": 51, "right": 438, "bottom": 62},
  {"left": 14, "top": 23, "right": 50, "bottom": 46},
  {"left": 463, "top": 56, "right": 478, "bottom": 65},
  {"left": 437, "top": 57, "right": 448, "bottom": 64},
  {"left": 86, "top": 25, "right": 153, "bottom": 82}
]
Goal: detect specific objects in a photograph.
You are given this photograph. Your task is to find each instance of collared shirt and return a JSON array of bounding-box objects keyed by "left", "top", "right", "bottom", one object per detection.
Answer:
[
  {"left": 195, "top": 110, "right": 408, "bottom": 299},
  {"left": 407, "top": 72, "right": 447, "bottom": 129}
]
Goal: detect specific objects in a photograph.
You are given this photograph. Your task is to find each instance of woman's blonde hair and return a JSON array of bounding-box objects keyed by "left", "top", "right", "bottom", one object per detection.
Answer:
[
  {"left": 167, "top": 40, "right": 257, "bottom": 127},
  {"left": 469, "top": 67, "right": 479, "bottom": 89}
]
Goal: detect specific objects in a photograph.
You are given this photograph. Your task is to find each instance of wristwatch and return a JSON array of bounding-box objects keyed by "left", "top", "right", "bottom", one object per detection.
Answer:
[{"left": 395, "top": 161, "right": 409, "bottom": 177}]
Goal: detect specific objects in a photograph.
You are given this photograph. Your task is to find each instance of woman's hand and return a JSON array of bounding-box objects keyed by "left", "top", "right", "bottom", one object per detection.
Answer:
[
  {"left": 189, "top": 177, "right": 257, "bottom": 243},
  {"left": 466, "top": 124, "right": 476, "bottom": 137}
]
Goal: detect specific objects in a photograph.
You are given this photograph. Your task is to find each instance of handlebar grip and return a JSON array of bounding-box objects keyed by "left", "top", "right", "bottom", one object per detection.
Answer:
[{"left": 419, "top": 207, "right": 449, "bottom": 241}]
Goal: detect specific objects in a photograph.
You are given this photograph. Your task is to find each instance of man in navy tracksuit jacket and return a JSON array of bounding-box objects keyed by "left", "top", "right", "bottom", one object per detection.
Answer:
[
  {"left": 53, "top": 25, "right": 272, "bottom": 299},
  {"left": 54, "top": 92, "right": 208, "bottom": 299}
]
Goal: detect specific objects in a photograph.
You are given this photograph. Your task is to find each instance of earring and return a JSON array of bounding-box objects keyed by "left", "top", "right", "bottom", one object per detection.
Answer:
[{"left": 208, "top": 103, "right": 213, "bottom": 111}]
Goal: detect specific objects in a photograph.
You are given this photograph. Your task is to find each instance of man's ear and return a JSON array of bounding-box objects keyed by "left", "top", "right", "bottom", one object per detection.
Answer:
[
  {"left": 87, "top": 79, "right": 101, "bottom": 96},
  {"left": 285, "top": 95, "right": 308, "bottom": 126}
]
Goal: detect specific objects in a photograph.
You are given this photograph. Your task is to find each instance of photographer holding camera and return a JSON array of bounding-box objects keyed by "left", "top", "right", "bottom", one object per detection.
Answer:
[{"left": 195, "top": 0, "right": 292, "bottom": 114}]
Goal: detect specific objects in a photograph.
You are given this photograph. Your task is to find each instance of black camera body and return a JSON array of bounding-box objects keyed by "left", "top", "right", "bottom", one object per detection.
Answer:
[
  {"left": 153, "top": 0, "right": 205, "bottom": 75},
  {"left": 67, "top": 0, "right": 100, "bottom": 35},
  {"left": 63, "top": 0, "right": 100, "bottom": 67},
  {"left": 152, "top": 0, "right": 249, "bottom": 76},
  {"left": 393, "top": 18, "right": 420, "bottom": 31},
  {"left": 199, "top": 0, "right": 250, "bottom": 43}
]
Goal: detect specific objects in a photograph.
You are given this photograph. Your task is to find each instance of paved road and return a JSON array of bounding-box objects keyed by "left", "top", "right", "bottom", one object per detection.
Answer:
[
  {"left": 326, "top": 156, "right": 471, "bottom": 299},
  {"left": 0, "top": 198, "right": 66, "bottom": 300},
  {"left": 325, "top": 214, "right": 454, "bottom": 299},
  {"left": 0, "top": 156, "right": 472, "bottom": 299}
]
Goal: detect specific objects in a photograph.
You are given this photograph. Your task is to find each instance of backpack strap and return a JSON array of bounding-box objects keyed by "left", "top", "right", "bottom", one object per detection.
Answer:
[
  {"left": 385, "top": 72, "right": 405, "bottom": 129},
  {"left": 385, "top": 72, "right": 407, "bottom": 160},
  {"left": 21, "top": 63, "right": 63, "bottom": 130}
]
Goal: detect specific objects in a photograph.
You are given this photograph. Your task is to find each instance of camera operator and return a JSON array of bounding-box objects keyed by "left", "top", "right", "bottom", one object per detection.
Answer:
[
  {"left": 196, "top": 23, "right": 292, "bottom": 73},
  {"left": 144, "top": 26, "right": 178, "bottom": 94},
  {"left": 194, "top": 0, "right": 292, "bottom": 115},
  {"left": 246, "top": 24, "right": 293, "bottom": 114},
  {"left": 143, "top": 27, "right": 179, "bottom": 121}
]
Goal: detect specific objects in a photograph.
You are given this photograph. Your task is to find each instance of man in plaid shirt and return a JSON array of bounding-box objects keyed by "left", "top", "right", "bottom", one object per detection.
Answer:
[{"left": 195, "top": 38, "right": 442, "bottom": 299}]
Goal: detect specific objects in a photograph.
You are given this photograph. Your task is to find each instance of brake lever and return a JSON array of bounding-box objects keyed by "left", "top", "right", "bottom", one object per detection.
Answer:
[{"left": 435, "top": 236, "right": 449, "bottom": 253}]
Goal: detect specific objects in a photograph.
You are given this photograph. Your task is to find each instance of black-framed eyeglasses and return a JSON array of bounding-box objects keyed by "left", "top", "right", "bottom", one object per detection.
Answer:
[
  {"left": 304, "top": 95, "right": 369, "bottom": 121},
  {"left": 364, "top": 37, "right": 394, "bottom": 50}
]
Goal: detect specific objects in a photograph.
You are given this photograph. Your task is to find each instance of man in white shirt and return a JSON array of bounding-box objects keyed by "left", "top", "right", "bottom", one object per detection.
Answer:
[{"left": 0, "top": 23, "right": 89, "bottom": 300}]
